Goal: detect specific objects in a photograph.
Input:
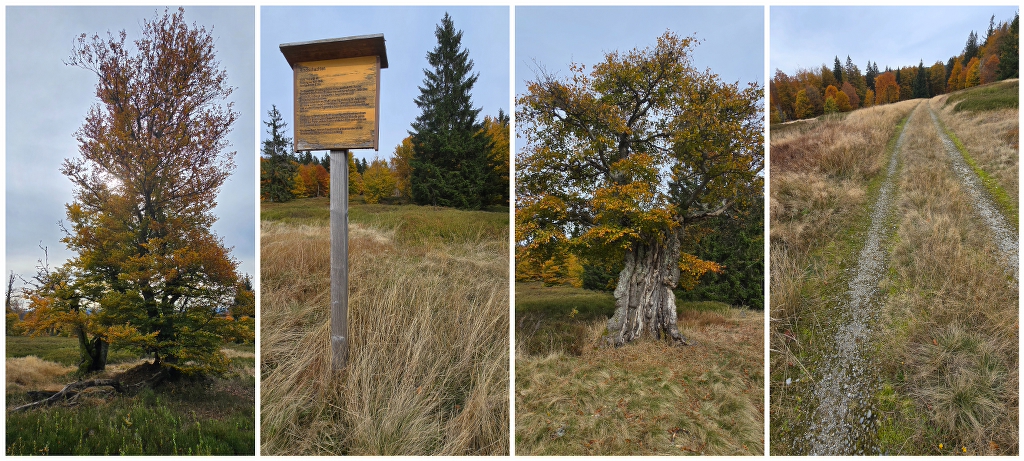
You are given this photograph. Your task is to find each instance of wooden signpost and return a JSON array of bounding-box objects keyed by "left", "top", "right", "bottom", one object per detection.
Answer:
[{"left": 281, "top": 34, "right": 387, "bottom": 370}]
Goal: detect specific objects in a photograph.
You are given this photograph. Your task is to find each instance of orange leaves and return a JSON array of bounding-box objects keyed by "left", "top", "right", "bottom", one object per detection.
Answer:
[
  {"left": 294, "top": 162, "right": 329, "bottom": 198},
  {"left": 874, "top": 71, "right": 900, "bottom": 105},
  {"left": 678, "top": 253, "right": 723, "bottom": 291},
  {"left": 516, "top": 30, "right": 761, "bottom": 293}
]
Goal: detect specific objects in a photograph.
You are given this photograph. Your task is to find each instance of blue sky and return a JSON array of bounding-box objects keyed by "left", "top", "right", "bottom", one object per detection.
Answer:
[
  {"left": 771, "top": 6, "right": 1019, "bottom": 74},
  {"left": 260, "top": 6, "right": 510, "bottom": 164},
  {"left": 5, "top": 6, "right": 256, "bottom": 283},
  {"left": 516, "top": 6, "right": 765, "bottom": 99}
]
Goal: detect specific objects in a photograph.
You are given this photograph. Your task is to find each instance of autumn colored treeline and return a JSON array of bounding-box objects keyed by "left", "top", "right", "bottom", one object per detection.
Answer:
[
  {"left": 771, "top": 13, "right": 1018, "bottom": 123},
  {"left": 259, "top": 106, "right": 509, "bottom": 206}
]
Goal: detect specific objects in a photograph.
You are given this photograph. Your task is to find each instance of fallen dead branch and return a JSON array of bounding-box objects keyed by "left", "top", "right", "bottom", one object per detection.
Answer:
[{"left": 10, "top": 379, "right": 123, "bottom": 413}]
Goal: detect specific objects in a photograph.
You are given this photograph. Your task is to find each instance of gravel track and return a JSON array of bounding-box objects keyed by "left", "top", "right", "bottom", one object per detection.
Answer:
[
  {"left": 928, "top": 108, "right": 1019, "bottom": 282},
  {"left": 804, "top": 105, "right": 917, "bottom": 455}
]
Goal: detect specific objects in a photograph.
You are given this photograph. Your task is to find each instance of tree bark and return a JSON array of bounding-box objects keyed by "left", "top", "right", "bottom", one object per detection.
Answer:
[
  {"left": 605, "top": 229, "right": 693, "bottom": 347},
  {"left": 77, "top": 328, "right": 108, "bottom": 373}
]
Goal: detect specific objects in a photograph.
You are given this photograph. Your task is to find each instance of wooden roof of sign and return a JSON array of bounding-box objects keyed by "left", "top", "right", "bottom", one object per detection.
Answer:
[{"left": 280, "top": 34, "right": 389, "bottom": 69}]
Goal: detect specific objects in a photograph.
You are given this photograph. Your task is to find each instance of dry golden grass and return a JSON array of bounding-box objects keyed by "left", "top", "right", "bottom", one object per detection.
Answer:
[
  {"left": 260, "top": 213, "right": 509, "bottom": 455},
  {"left": 6, "top": 356, "right": 75, "bottom": 394},
  {"left": 516, "top": 308, "right": 763, "bottom": 455},
  {"left": 873, "top": 103, "right": 1017, "bottom": 454},
  {"left": 770, "top": 100, "right": 917, "bottom": 258},
  {"left": 769, "top": 100, "right": 918, "bottom": 453}
]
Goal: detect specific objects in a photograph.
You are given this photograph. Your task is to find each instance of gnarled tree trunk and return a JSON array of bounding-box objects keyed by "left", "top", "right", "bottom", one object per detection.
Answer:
[
  {"left": 77, "top": 327, "right": 108, "bottom": 373},
  {"left": 605, "top": 229, "right": 692, "bottom": 347}
]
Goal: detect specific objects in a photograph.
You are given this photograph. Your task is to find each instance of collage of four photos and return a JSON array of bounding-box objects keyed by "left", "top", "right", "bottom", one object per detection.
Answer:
[{"left": 3, "top": 4, "right": 1020, "bottom": 456}]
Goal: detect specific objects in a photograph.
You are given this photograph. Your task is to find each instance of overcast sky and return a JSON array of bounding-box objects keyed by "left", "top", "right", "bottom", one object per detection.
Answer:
[
  {"left": 5, "top": 6, "right": 256, "bottom": 285},
  {"left": 771, "top": 6, "right": 1019, "bottom": 73},
  {"left": 260, "top": 6, "right": 510, "bottom": 163},
  {"left": 516, "top": 6, "right": 765, "bottom": 99}
]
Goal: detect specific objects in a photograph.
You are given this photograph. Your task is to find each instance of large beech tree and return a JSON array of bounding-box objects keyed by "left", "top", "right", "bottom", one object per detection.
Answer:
[
  {"left": 25, "top": 9, "right": 248, "bottom": 374},
  {"left": 516, "top": 32, "right": 763, "bottom": 346}
]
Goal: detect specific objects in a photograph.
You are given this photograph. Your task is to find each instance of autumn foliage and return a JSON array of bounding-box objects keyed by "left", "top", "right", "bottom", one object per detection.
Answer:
[
  {"left": 24, "top": 8, "right": 252, "bottom": 374},
  {"left": 517, "top": 31, "right": 762, "bottom": 344},
  {"left": 362, "top": 157, "right": 397, "bottom": 204},
  {"left": 771, "top": 13, "right": 1018, "bottom": 121}
]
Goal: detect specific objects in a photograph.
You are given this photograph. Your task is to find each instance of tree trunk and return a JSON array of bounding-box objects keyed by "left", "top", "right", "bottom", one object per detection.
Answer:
[
  {"left": 605, "top": 229, "right": 693, "bottom": 347},
  {"left": 77, "top": 328, "right": 108, "bottom": 373}
]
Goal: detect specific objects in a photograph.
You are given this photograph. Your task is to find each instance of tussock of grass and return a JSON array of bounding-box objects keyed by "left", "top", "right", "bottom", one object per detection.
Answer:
[
  {"left": 6, "top": 356, "right": 75, "bottom": 393},
  {"left": 873, "top": 107, "right": 1017, "bottom": 455},
  {"left": 515, "top": 307, "right": 763, "bottom": 455},
  {"left": 259, "top": 202, "right": 509, "bottom": 455}
]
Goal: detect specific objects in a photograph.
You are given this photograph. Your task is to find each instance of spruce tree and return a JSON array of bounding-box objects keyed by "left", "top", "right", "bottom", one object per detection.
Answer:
[
  {"left": 997, "top": 13, "right": 1019, "bottom": 79},
  {"left": 260, "top": 105, "right": 297, "bottom": 202},
  {"left": 865, "top": 60, "right": 877, "bottom": 92},
  {"left": 832, "top": 56, "right": 844, "bottom": 84},
  {"left": 914, "top": 60, "right": 928, "bottom": 98},
  {"left": 409, "top": 13, "right": 491, "bottom": 209},
  {"left": 964, "top": 30, "right": 979, "bottom": 64}
]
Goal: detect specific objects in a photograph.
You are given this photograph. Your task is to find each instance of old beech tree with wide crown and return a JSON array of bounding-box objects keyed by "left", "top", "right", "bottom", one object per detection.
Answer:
[
  {"left": 22, "top": 8, "right": 249, "bottom": 374},
  {"left": 516, "top": 32, "right": 763, "bottom": 347}
]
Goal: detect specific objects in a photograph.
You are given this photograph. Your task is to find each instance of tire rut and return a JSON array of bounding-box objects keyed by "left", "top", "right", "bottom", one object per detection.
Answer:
[
  {"left": 928, "top": 107, "right": 1019, "bottom": 282},
  {"left": 804, "top": 104, "right": 918, "bottom": 455}
]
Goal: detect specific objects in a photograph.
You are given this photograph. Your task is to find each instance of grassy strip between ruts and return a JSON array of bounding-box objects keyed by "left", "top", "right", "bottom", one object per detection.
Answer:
[
  {"left": 934, "top": 117, "right": 1018, "bottom": 230},
  {"left": 871, "top": 103, "right": 1017, "bottom": 454},
  {"left": 769, "top": 107, "right": 913, "bottom": 454}
]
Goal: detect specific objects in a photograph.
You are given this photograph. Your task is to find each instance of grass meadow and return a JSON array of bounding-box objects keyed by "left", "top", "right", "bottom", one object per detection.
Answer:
[
  {"left": 770, "top": 99, "right": 918, "bottom": 453},
  {"left": 259, "top": 197, "right": 509, "bottom": 455},
  {"left": 515, "top": 282, "right": 764, "bottom": 455},
  {"left": 770, "top": 81, "right": 1018, "bottom": 454},
  {"left": 5, "top": 338, "right": 255, "bottom": 455}
]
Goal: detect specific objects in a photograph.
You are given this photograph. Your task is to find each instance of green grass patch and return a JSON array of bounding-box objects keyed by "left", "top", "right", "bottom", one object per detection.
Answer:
[
  {"left": 262, "top": 197, "right": 508, "bottom": 245},
  {"left": 945, "top": 80, "right": 1019, "bottom": 112},
  {"left": 936, "top": 119, "right": 1019, "bottom": 230},
  {"left": 6, "top": 336, "right": 143, "bottom": 366},
  {"left": 6, "top": 383, "right": 254, "bottom": 455}
]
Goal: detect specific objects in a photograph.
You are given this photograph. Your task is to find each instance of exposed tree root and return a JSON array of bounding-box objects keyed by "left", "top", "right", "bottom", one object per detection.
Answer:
[{"left": 11, "top": 361, "right": 170, "bottom": 413}]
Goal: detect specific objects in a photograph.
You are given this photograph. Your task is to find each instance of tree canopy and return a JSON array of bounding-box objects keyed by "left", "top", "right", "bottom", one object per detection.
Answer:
[
  {"left": 24, "top": 8, "right": 251, "bottom": 374},
  {"left": 260, "top": 105, "right": 297, "bottom": 202},
  {"left": 517, "top": 31, "right": 763, "bottom": 345},
  {"left": 409, "top": 13, "right": 494, "bottom": 209}
]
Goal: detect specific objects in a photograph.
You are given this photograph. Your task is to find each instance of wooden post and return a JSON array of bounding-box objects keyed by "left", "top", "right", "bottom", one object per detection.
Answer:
[
  {"left": 330, "top": 149, "right": 349, "bottom": 369},
  {"left": 281, "top": 35, "right": 387, "bottom": 371}
]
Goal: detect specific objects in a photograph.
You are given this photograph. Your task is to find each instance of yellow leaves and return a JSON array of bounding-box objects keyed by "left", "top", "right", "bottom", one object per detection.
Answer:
[
  {"left": 363, "top": 157, "right": 397, "bottom": 204},
  {"left": 106, "top": 323, "right": 157, "bottom": 349},
  {"left": 677, "top": 253, "right": 723, "bottom": 291}
]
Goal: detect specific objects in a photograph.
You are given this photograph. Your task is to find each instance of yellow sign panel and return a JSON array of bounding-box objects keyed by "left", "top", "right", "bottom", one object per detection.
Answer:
[{"left": 294, "top": 56, "right": 380, "bottom": 151}]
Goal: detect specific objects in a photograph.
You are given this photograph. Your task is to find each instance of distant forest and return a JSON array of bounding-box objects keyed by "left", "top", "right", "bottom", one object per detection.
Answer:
[{"left": 771, "top": 12, "right": 1019, "bottom": 122}]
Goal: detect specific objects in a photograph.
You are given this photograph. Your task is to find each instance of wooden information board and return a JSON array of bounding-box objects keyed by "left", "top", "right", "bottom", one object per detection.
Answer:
[
  {"left": 294, "top": 56, "right": 380, "bottom": 151},
  {"left": 281, "top": 34, "right": 388, "bottom": 152}
]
